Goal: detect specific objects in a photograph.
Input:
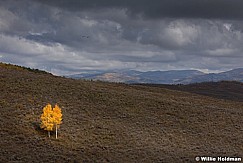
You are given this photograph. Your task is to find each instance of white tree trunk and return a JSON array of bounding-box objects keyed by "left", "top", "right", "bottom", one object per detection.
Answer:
[
  {"left": 48, "top": 131, "right": 50, "bottom": 138},
  {"left": 55, "top": 125, "right": 58, "bottom": 139}
]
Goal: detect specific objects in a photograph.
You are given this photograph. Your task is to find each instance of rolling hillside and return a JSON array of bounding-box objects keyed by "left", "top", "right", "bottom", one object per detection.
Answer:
[{"left": 0, "top": 63, "right": 243, "bottom": 162}]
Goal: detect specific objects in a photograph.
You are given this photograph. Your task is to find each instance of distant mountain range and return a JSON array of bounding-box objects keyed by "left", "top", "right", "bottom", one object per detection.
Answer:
[{"left": 68, "top": 68, "right": 243, "bottom": 84}]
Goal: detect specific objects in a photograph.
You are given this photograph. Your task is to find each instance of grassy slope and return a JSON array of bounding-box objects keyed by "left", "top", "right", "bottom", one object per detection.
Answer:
[{"left": 0, "top": 63, "right": 243, "bottom": 162}]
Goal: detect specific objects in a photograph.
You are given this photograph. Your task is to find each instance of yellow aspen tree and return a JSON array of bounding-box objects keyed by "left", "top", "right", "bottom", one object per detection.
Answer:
[
  {"left": 52, "top": 104, "right": 62, "bottom": 139},
  {"left": 40, "top": 104, "right": 54, "bottom": 138}
]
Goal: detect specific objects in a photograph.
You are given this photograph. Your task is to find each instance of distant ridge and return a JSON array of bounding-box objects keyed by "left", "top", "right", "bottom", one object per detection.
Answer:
[
  {"left": 178, "top": 68, "right": 243, "bottom": 84},
  {"left": 68, "top": 68, "right": 243, "bottom": 84}
]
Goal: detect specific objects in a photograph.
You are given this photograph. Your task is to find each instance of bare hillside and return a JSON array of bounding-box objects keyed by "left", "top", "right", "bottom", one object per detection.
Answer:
[{"left": 0, "top": 63, "right": 243, "bottom": 162}]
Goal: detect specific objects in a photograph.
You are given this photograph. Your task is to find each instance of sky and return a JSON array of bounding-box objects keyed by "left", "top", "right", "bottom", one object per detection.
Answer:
[{"left": 0, "top": 0, "right": 243, "bottom": 75}]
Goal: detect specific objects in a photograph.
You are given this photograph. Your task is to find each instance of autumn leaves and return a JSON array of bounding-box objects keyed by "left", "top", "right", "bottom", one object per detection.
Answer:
[{"left": 40, "top": 104, "right": 62, "bottom": 139}]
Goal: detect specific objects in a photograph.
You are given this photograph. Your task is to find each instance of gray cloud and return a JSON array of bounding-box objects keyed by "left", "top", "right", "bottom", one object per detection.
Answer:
[
  {"left": 35, "top": 0, "right": 243, "bottom": 19},
  {"left": 0, "top": 0, "right": 243, "bottom": 75}
]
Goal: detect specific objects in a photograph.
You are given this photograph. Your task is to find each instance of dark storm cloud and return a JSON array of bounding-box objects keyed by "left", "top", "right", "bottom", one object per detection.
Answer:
[
  {"left": 0, "top": 0, "right": 243, "bottom": 75},
  {"left": 35, "top": 0, "right": 243, "bottom": 19}
]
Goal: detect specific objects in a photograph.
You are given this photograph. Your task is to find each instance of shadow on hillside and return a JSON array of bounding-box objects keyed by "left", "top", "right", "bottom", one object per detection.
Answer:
[
  {"left": 32, "top": 122, "right": 58, "bottom": 138},
  {"left": 133, "top": 81, "right": 243, "bottom": 102},
  {"left": 32, "top": 122, "right": 47, "bottom": 136}
]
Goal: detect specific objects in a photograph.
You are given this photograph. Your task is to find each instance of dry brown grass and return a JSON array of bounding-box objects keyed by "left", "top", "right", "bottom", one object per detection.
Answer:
[{"left": 0, "top": 62, "right": 243, "bottom": 162}]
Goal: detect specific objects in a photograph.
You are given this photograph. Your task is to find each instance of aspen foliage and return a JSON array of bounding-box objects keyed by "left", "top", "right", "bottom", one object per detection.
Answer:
[
  {"left": 52, "top": 104, "right": 62, "bottom": 127},
  {"left": 40, "top": 103, "right": 62, "bottom": 138},
  {"left": 40, "top": 103, "right": 54, "bottom": 135},
  {"left": 53, "top": 104, "right": 62, "bottom": 139}
]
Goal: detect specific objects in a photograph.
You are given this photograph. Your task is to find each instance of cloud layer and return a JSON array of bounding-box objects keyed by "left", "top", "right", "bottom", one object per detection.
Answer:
[
  {"left": 0, "top": 0, "right": 243, "bottom": 75},
  {"left": 36, "top": 0, "right": 243, "bottom": 19}
]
